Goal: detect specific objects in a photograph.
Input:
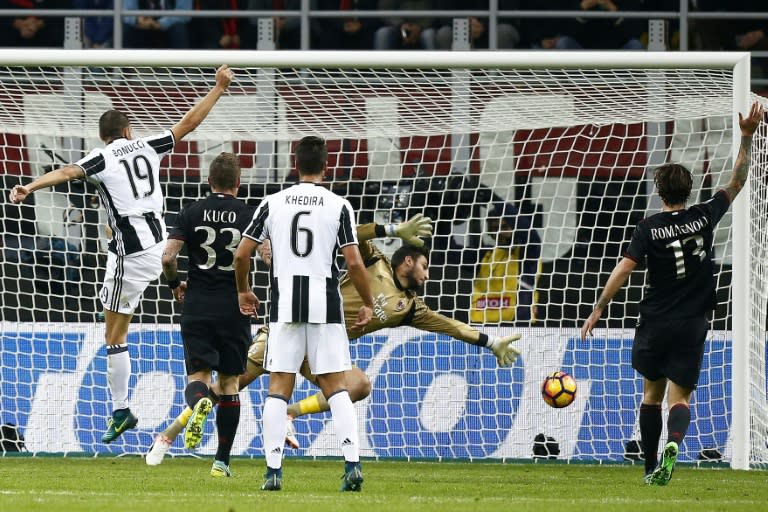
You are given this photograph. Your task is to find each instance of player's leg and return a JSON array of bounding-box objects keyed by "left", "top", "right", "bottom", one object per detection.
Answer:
[
  {"left": 184, "top": 369, "right": 214, "bottom": 450},
  {"left": 631, "top": 318, "right": 667, "bottom": 481},
  {"left": 209, "top": 318, "right": 251, "bottom": 477},
  {"left": 100, "top": 243, "right": 164, "bottom": 444},
  {"left": 262, "top": 371, "right": 295, "bottom": 490},
  {"left": 101, "top": 309, "right": 138, "bottom": 443},
  {"left": 261, "top": 322, "right": 303, "bottom": 491},
  {"left": 310, "top": 323, "right": 362, "bottom": 492},
  {"left": 288, "top": 366, "right": 371, "bottom": 418},
  {"left": 639, "top": 377, "right": 667, "bottom": 482},
  {"left": 147, "top": 339, "right": 268, "bottom": 465},
  {"left": 648, "top": 316, "right": 706, "bottom": 486},
  {"left": 210, "top": 373, "right": 239, "bottom": 477}
]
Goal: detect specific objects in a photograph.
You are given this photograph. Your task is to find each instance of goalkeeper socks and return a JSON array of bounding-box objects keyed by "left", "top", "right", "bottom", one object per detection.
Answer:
[
  {"left": 667, "top": 403, "right": 691, "bottom": 445},
  {"left": 328, "top": 391, "right": 360, "bottom": 463},
  {"left": 287, "top": 392, "right": 327, "bottom": 418},
  {"left": 639, "top": 403, "right": 662, "bottom": 475},
  {"left": 162, "top": 407, "right": 193, "bottom": 439},
  {"left": 107, "top": 344, "right": 130, "bottom": 411},
  {"left": 263, "top": 395, "right": 288, "bottom": 470},
  {"left": 215, "top": 394, "right": 241, "bottom": 465},
  {"left": 184, "top": 380, "right": 210, "bottom": 408}
]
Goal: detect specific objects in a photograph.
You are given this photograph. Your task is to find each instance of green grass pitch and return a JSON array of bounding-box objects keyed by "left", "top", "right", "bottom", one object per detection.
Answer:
[{"left": 1, "top": 457, "right": 766, "bottom": 512}]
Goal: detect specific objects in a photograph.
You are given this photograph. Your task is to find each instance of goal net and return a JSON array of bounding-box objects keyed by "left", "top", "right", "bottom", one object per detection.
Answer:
[{"left": 0, "top": 50, "right": 765, "bottom": 468}]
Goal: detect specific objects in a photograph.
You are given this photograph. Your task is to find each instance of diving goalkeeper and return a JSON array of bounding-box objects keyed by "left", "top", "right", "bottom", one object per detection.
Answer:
[{"left": 146, "top": 214, "right": 522, "bottom": 464}]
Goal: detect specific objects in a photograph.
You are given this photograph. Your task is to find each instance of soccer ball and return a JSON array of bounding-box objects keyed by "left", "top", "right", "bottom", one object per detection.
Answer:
[{"left": 541, "top": 371, "right": 577, "bottom": 408}]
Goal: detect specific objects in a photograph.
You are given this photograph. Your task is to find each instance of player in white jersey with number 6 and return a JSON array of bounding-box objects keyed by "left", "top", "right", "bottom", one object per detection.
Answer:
[
  {"left": 8, "top": 64, "right": 234, "bottom": 445},
  {"left": 234, "top": 136, "right": 374, "bottom": 492}
]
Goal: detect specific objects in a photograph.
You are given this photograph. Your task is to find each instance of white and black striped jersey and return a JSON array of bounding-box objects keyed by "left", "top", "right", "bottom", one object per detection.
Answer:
[
  {"left": 75, "top": 130, "right": 175, "bottom": 256},
  {"left": 625, "top": 189, "right": 731, "bottom": 319},
  {"left": 243, "top": 182, "right": 358, "bottom": 324}
]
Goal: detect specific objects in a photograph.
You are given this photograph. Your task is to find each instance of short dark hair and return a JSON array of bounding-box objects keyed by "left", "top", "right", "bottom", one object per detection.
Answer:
[
  {"left": 295, "top": 136, "right": 327, "bottom": 175},
  {"left": 654, "top": 163, "right": 693, "bottom": 206},
  {"left": 209, "top": 152, "right": 241, "bottom": 190},
  {"left": 99, "top": 110, "right": 130, "bottom": 141},
  {"left": 391, "top": 244, "right": 429, "bottom": 269}
]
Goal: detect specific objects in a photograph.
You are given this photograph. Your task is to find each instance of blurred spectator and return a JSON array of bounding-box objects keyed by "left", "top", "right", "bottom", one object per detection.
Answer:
[
  {"left": 245, "top": 0, "right": 307, "bottom": 49},
  {"left": 524, "top": 0, "right": 645, "bottom": 50},
  {"left": 467, "top": 202, "right": 542, "bottom": 324},
  {"left": 75, "top": 0, "right": 113, "bottom": 48},
  {"left": 196, "top": 0, "right": 245, "bottom": 49},
  {"left": 122, "top": 0, "right": 191, "bottom": 49},
  {"left": 0, "top": 0, "right": 65, "bottom": 48},
  {"left": 436, "top": 0, "right": 522, "bottom": 50},
  {"left": 374, "top": 0, "right": 436, "bottom": 50},
  {"left": 692, "top": 1, "right": 767, "bottom": 74},
  {"left": 313, "top": 0, "right": 379, "bottom": 50}
]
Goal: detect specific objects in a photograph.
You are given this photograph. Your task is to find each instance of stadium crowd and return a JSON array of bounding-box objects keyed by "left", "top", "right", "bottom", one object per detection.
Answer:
[{"left": 0, "top": 1, "right": 765, "bottom": 53}]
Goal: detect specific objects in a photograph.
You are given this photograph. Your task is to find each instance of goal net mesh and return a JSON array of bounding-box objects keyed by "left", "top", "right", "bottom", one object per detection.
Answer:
[{"left": 0, "top": 62, "right": 766, "bottom": 466}]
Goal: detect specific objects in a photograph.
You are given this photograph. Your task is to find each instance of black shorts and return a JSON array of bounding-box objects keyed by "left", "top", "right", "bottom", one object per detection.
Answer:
[
  {"left": 181, "top": 314, "right": 251, "bottom": 376},
  {"left": 632, "top": 315, "right": 709, "bottom": 389}
]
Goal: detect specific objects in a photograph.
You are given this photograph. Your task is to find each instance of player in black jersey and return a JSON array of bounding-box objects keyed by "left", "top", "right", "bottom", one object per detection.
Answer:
[
  {"left": 581, "top": 102, "right": 764, "bottom": 486},
  {"left": 160, "top": 152, "right": 254, "bottom": 478}
]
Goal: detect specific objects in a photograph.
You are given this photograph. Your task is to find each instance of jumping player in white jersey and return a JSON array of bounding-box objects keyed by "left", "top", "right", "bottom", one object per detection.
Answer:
[
  {"left": 8, "top": 64, "right": 234, "bottom": 444},
  {"left": 234, "top": 135, "right": 374, "bottom": 492}
]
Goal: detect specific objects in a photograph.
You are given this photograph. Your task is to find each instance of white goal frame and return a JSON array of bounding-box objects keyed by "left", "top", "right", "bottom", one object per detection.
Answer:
[{"left": 0, "top": 49, "right": 755, "bottom": 468}]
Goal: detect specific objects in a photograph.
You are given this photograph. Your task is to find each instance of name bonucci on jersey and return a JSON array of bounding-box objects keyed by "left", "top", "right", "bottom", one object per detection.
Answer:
[
  {"left": 76, "top": 130, "right": 175, "bottom": 256},
  {"left": 243, "top": 182, "right": 358, "bottom": 324}
]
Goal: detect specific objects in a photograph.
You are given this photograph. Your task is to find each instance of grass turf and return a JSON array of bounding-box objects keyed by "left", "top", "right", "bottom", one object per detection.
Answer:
[{"left": 0, "top": 457, "right": 766, "bottom": 512}]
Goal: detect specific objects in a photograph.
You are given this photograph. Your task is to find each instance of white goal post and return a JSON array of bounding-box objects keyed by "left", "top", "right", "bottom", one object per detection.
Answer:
[{"left": 0, "top": 49, "right": 765, "bottom": 469}]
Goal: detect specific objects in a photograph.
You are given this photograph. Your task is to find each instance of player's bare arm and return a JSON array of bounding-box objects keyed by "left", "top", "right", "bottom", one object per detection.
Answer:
[
  {"left": 162, "top": 238, "right": 187, "bottom": 303},
  {"left": 580, "top": 257, "right": 637, "bottom": 341},
  {"left": 725, "top": 101, "right": 764, "bottom": 201},
  {"left": 171, "top": 64, "right": 234, "bottom": 142},
  {"left": 8, "top": 165, "right": 85, "bottom": 204},
  {"left": 341, "top": 244, "right": 374, "bottom": 328},
  {"left": 234, "top": 236, "right": 260, "bottom": 317}
]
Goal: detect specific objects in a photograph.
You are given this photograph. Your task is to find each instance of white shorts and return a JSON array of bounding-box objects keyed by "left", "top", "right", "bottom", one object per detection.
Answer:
[
  {"left": 265, "top": 322, "right": 351, "bottom": 375},
  {"left": 99, "top": 243, "right": 164, "bottom": 315}
]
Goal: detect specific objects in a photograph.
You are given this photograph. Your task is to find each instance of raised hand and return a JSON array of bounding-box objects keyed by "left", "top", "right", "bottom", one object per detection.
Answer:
[
  {"left": 395, "top": 213, "right": 433, "bottom": 247},
  {"left": 490, "top": 334, "right": 522, "bottom": 367}
]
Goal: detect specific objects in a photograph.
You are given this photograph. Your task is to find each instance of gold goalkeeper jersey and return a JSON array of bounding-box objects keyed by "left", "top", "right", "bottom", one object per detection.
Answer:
[{"left": 340, "top": 224, "right": 482, "bottom": 344}]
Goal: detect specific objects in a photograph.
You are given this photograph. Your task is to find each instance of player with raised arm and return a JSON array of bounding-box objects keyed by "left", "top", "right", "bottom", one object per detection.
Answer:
[
  {"left": 234, "top": 136, "right": 374, "bottom": 492},
  {"left": 580, "top": 101, "right": 764, "bottom": 485},
  {"left": 145, "top": 215, "right": 522, "bottom": 464},
  {"left": 8, "top": 64, "right": 234, "bottom": 444},
  {"left": 160, "top": 152, "right": 254, "bottom": 477}
]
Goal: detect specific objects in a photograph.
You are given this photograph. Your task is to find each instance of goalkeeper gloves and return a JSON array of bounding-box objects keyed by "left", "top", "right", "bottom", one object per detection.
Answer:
[
  {"left": 386, "top": 213, "right": 433, "bottom": 247},
  {"left": 489, "top": 334, "right": 522, "bottom": 367}
]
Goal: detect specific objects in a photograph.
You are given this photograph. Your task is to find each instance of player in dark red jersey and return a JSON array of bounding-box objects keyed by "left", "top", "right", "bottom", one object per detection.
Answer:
[
  {"left": 581, "top": 101, "right": 764, "bottom": 485},
  {"left": 160, "top": 152, "right": 255, "bottom": 478}
]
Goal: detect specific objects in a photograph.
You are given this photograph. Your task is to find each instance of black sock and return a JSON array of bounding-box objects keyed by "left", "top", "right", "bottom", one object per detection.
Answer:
[
  {"left": 667, "top": 403, "right": 691, "bottom": 445},
  {"left": 215, "top": 394, "right": 241, "bottom": 465},
  {"left": 184, "top": 380, "right": 210, "bottom": 409},
  {"left": 639, "top": 403, "right": 662, "bottom": 475}
]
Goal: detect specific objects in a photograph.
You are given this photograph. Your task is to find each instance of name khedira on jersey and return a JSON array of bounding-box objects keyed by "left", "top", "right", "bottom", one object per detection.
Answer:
[
  {"left": 285, "top": 195, "right": 324, "bottom": 206},
  {"left": 649, "top": 216, "right": 709, "bottom": 241}
]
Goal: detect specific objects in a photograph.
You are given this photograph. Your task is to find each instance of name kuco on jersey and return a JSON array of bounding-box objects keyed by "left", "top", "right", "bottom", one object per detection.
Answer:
[
  {"left": 75, "top": 130, "right": 176, "bottom": 256},
  {"left": 168, "top": 193, "right": 254, "bottom": 315},
  {"left": 625, "top": 189, "right": 731, "bottom": 319},
  {"left": 244, "top": 182, "right": 358, "bottom": 324}
]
